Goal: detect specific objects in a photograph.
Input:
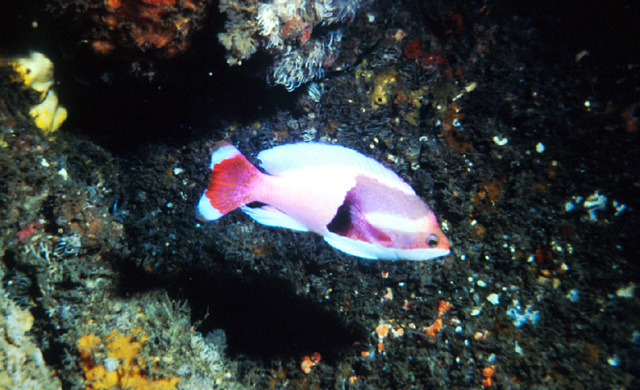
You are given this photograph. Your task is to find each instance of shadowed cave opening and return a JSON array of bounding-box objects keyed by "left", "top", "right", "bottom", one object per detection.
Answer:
[{"left": 113, "top": 257, "right": 365, "bottom": 361}]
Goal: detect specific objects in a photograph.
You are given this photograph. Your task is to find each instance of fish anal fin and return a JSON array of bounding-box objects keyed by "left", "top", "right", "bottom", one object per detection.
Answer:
[{"left": 241, "top": 205, "right": 309, "bottom": 232}]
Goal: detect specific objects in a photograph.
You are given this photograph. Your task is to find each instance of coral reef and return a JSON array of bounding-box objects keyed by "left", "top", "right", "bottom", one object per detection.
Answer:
[
  {"left": 0, "top": 285, "right": 62, "bottom": 390},
  {"left": 1, "top": 0, "right": 640, "bottom": 389},
  {"left": 219, "top": 0, "right": 362, "bottom": 90},
  {"left": 0, "top": 116, "right": 244, "bottom": 389},
  {"left": 78, "top": 329, "right": 179, "bottom": 390},
  {"left": 68, "top": 290, "right": 243, "bottom": 390}
]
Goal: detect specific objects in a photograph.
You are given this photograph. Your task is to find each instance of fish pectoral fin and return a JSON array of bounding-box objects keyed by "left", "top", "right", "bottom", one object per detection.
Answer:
[
  {"left": 241, "top": 205, "right": 309, "bottom": 232},
  {"left": 323, "top": 233, "right": 382, "bottom": 260}
]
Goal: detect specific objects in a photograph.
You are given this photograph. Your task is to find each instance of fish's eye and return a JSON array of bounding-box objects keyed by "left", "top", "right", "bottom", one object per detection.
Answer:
[{"left": 426, "top": 234, "right": 439, "bottom": 248}]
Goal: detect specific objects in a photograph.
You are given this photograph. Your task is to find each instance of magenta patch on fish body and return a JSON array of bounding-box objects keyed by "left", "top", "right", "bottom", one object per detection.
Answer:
[{"left": 326, "top": 188, "right": 393, "bottom": 246}]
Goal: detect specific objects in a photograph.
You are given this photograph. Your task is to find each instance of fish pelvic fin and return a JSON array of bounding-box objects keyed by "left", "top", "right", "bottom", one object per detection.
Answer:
[{"left": 197, "top": 142, "right": 261, "bottom": 221}]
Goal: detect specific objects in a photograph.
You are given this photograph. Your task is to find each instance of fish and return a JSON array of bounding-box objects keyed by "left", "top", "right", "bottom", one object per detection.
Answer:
[{"left": 197, "top": 142, "right": 450, "bottom": 260}]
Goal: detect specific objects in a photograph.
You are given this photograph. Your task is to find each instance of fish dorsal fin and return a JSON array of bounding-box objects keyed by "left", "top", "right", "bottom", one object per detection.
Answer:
[{"left": 257, "top": 143, "right": 415, "bottom": 194}]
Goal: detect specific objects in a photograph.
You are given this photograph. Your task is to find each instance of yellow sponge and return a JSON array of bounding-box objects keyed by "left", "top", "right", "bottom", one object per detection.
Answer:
[
  {"left": 29, "top": 91, "right": 68, "bottom": 135},
  {"left": 8, "top": 52, "right": 67, "bottom": 134},
  {"left": 9, "top": 52, "right": 54, "bottom": 99}
]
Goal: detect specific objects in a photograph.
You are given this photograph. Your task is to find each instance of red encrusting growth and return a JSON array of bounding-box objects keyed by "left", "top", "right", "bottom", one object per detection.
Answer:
[
  {"left": 404, "top": 39, "right": 446, "bottom": 69},
  {"left": 205, "top": 154, "right": 260, "bottom": 216},
  {"left": 16, "top": 221, "right": 41, "bottom": 242},
  {"left": 82, "top": 0, "right": 209, "bottom": 58},
  {"left": 423, "top": 300, "right": 452, "bottom": 341}
]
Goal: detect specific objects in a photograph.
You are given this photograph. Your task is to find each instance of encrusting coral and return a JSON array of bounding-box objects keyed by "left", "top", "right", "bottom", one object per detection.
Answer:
[
  {"left": 66, "top": 290, "right": 244, "bottom": 390},
  {"left": 78, "top": 329, "right": 179, "bottom": 390}
]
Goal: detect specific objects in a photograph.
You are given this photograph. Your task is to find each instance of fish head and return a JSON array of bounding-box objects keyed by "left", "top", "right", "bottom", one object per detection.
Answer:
[
  {"left": 406, "top": 214, "right": 450, "bottom": 252},
  {"left": 408, "top": 214, "right": 451, "bottom": 259},
  {"left": 364, "top": 210, "right": 450, "bottom": 260},
  {"left": 325, "top": 175, "right": 451, "bottom": 260}
]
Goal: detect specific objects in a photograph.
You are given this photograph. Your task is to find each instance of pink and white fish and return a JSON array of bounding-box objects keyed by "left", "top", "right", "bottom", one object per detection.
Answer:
[{"left": 197, "top": 142, "right": 450, "bottom": 260}]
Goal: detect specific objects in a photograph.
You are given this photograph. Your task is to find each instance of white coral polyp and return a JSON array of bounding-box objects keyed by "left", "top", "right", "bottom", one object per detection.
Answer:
[
  {"left": 266, "top": 34, "right": 284, "bottom": 50},
  {"left": 315, "top": 0, "right": 357, "bottom": 24},
  {"left": 274, "top": 0, "right": 306, "bottom": 19},
  {"left": 257, "top": 3, "right": 280, "bottom": 37}
]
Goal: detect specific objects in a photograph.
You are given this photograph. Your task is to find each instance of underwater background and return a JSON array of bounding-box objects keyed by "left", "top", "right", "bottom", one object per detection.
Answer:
[{"left": 1, "top": 0, "right": 639, "bottom": 388}]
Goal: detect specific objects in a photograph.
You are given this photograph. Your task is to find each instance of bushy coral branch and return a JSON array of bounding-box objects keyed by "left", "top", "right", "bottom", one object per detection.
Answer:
[{"left": 219, "top": 0, "right": 363, "bottom": 90}]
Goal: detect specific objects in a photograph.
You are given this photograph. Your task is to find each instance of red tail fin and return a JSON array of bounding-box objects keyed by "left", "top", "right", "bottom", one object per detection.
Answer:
[{"left": 197, "top": 142, "right": 260, "bottom": 221}]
